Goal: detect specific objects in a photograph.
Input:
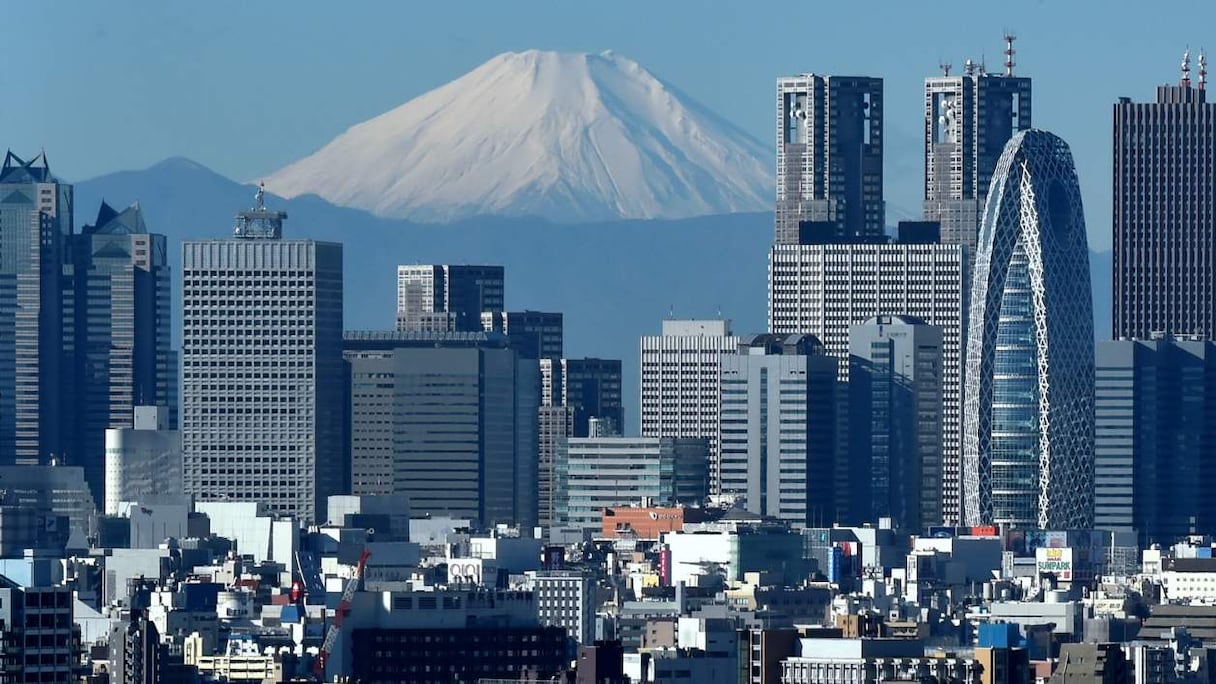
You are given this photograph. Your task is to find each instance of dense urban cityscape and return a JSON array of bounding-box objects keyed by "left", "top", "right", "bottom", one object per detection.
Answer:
[{"left": 2, "top": 22, "right": 1216, "bottom": 684}]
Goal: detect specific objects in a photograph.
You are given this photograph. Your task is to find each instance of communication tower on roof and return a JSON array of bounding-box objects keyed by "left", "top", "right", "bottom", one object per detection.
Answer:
[
  {"left": 1003, "top": 33, "right": 1017, "bottom": 76},
  {"left": 233, "top": 182, "right": 286, "bottom": 239},
  {"left": 1182, "top": 47, "right": 1192, "bottom": 88}
]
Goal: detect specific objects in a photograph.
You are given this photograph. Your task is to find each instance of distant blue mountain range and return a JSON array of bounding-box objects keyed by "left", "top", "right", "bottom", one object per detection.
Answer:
[{"left": 75, "top": 158, "right": 1113, "bottom": 430}]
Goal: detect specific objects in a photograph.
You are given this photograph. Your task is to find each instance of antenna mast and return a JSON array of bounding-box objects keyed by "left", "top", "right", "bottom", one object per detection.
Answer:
[
  {"left": 1003, "top": 33, "right": 1017, "bottom": 76},
  {"left": 1182, "top": 47, "right": 1192, "bottom": 88}
]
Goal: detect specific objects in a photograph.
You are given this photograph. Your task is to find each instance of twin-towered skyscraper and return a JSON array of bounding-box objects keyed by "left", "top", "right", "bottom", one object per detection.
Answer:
[{"left": 769, "top": 44, "right": 1096, "bottom": 530}]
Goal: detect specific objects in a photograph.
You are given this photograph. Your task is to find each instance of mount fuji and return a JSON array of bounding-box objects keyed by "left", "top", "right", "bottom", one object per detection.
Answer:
[{"left": 262, "top": 50, "right": 774, "bottom": 223}]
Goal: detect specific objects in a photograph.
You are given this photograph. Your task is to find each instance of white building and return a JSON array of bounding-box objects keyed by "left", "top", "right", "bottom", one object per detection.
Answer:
[
  {"left": 782, "top": 638, "right": 981, "bottom": 684},
  {"left": 196, "top": 501, "right": 298, "bottom": 564},
  {"left": 104, "top": 406, "right": 181, "bottom": 516},
  {"left": 640, "top": 319, "right": 739, "bottom": 491},
  {"left": 181, "top": 191, "right": 344, "bottom": 525},
  {"left": 768, "top": 240, "right": 965, "bottom": 522}
]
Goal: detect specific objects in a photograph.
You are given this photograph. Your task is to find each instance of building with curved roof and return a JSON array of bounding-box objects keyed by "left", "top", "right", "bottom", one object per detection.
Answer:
[{"left": 962, "top": 130, "right": 1094, "bottom": 529}]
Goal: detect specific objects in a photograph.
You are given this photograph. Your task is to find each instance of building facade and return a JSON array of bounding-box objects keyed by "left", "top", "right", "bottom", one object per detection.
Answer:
[
  {"left": 481, "top": 310, "right": 563, "bottom": 360},
  {"left": 924, "top": 60, "right": 1032, "bottom": 253},
  {"left": 775, "top": 75, "right": 884, "bottom": 244},
  {"left": 0, "top": 577, "right": 80, "bottom": 683},
  {"left": 848, "top": 315, "right": 944, "bottom": 531},
  {"left": 962, "top": 130, "right": 1094, "bottom": 529},
  {"left": 768, "top": 239, "right": 966, "bottom": 521},
  {"left": 103, "top": 406, "right": 182, "bottom": 516},
  {"left": 1113, "top": 55, "right": 1216, "bottom": 339},
  {"left": 1095, "top": 339, "right": 1216, "bottom": 545},
  {"left": 554, "top": 437, "right": 708, "bottom": 533},
  {"left": 344, "top": 331, "right": 538, "bottom": 528},
  {"left": 181, "top": 190, "right": 344, "bottom": 525},
  {"left": 718, "top": 334, "right": 837, "bottom": 527},
  {"left": 0, "top": 151, "right": 72, "bottom": 466},
  {"left": 640, "top": 320, "right": 738, "bottom": 493},
  {"left": 396, "top": 264, "right": 504, "bottom": 332},
  {"left": 68, "top": 201, "right": 174, "bottom": 504}
]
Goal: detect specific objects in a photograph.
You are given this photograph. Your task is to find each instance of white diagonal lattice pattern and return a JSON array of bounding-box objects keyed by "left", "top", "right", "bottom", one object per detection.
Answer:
[{"left": 962, "top": 130, "right": 1095, "bottom": 529}]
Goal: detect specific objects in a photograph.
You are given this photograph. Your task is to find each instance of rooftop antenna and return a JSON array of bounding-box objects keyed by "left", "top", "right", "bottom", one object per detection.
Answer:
[
  {"left": 1200, "top": 49, "right": 1207, "bottom": 90},
  {"left": 963, "top": 59, "right": 975, "bottom": 77},
  {"left": 668, "top": 304, "right": 674, "bottom": 319},
  {"left": 940, "top": 61, "right": 952, "bottom": 77},
  {"left": 1182, "top": 46, "right": 1192, "bottom": 88},
  {"left": 1003, "top": 33, "right": 1017, "bottom": 76}
]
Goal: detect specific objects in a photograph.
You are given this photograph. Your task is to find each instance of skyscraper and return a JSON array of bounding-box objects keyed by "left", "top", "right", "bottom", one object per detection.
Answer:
[
  {"left": 1113, "top": 51, "right": 1216, "bottom": 339},
  {"left": 396, "top": 264, "right": 505, "bottom": 332},
  {"left": 768, "top": 236, "right": 966, "bottom": 521},
  {"left": 718, "top": 334, "right": 837, "bottom": 527},
  {"left": 924, "top": 47, "right": 1032, "bottom": 253},
  {"left": 0, "top": 151, "right": 72, "bottom": 466},
  {"left": 640, "top": 320, "right": 739, "bottom": 493},
  {"left": 775, "top": 75, "right": 884, "bottom": 244},
  {"left": 1095, "top": 339, "right": 1216, "bottom": 546},
  {"left": 67, "top": 201, "right": 174, "bottom": 503},
  {"left": 962, "top": 130, "right": 1094, "bottom": 530},
  {"left": 344, "top": 331, "right": 539, "bottom": 528},
  {"left": 481, "top": 310, "right": 563, "bottom": 360},
  {"left": 181, "top": 188, "right": 344, "bottom": 525},
  {"left": 848, "top": 316, "right": 943, "bottom": 531}
]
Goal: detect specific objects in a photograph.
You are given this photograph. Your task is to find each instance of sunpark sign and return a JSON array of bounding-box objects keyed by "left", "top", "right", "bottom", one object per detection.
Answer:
[{"left": 1036, "top": 547, "right": 1073, "bottom": 582}]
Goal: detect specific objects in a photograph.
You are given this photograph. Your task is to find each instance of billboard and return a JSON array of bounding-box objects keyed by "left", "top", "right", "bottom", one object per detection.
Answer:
[
  {"left": 1036, "top": 546, "right": 1073, "bottom": 582},
  {"left": 447, "top": 558, "right": 484, "bottom": 585}
]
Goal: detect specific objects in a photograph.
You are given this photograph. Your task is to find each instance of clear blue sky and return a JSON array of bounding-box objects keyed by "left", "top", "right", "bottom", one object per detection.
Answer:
[{"left": 10, "top": 0, "right": 1213, "bottom": 249}]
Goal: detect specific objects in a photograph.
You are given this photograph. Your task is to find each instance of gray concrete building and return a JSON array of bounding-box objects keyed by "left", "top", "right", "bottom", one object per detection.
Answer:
[
  {"left": 396, "top": 264, "right": 504, "bottom": 332},
  {"left": 718, "top": 334, "right": 837, "bottom": 528},
  {"left": 481, "top": 310, "right": 563, "bottom": 360},
  {"left": 775, "top": 75, "right": 884, "bottom": 244},
  {"left": 848, "top": 316, "right": 944, "bottom": 530},
  {"left": 640, "top": 320, "right": 739, "bottom": 493},
  {"left": 181, "top": 189, "right": 344, "bottom": 525},
  {"left": 1114, "top": 53, "right": 1216, "bottom": 340},
  {"left": 68, "top": 201, "right": 174, "bottom": 505},
  {"left": 103, "top": 406, "right": 181, "bottom": 516},
  {"left": 0, "top": 151, "right": 72, "bottom": 466},
  {"left": 768, "top": 236, "right": 966, "bottom": 522},
  {"left": 1095, "top": 338, "right": 1216, "bottom": 545},
  {"left": 344, "top": 331, "right": 538, "bottom": 529},
  {"left": 924, "top": 52, "right": 1032, "bottom": 254}
]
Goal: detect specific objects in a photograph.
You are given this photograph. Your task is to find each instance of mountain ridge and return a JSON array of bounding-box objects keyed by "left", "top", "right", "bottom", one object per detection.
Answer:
[{"left": 262, "top": 49, "right": 774, "bottom": 223}]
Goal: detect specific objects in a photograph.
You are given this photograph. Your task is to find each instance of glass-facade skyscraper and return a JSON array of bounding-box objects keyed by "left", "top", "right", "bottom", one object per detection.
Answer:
[
  {"left": 0, "top": 151, "right": 72, "bottom": 466},
  {"left": 962, "top": 130, "right": 1094, "bottom": 530}
]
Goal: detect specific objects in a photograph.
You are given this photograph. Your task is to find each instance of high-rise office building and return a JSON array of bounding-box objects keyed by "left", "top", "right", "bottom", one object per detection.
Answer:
[
  {"left": 1113, "top": 52, "right": 1216, "bottom": 339},
  {"left": 848, "top": 316, "right": 943, "bottom": 531},
  {"left": 396, "top": 264, "right": 504, "bottom": 332},
  {"left": 768, "top": 236, "right": 966, "bottom": 521},
  {"left": 540, "top": 358, "right": 624, "bottom": 435},
  {"left": 640, "top": 320, "right": 739, "bottom": 493},
  {"left": 1095, "top": 339, "right": 1216, "bottom": 545},
  {"left": 344, "top": 331, "right": 539, "bottom": 528},
  {"left": 0, "top": 574, "right": 79, "bottom": 682},
  {"left": 553, "top": 436, "right": 708, "bottom": 533},
  {"left": 0, "top": 151, "right": 72, "bottom": 466},
  {"left": 718, "top": 334, "right": 837, "bottom": 527},
  {"left": 962, "top": 130, "right": 1094, "bottom": 529},
  {"left": 181, "top": 188, "right": 344, "bottom": 525},
  {"left": 67, "top": 201, "right": 174, "bottom": 503},
  {"left": 924, "top": 49, "right": 1032, "bottom": 254},
  {"left": 482, "top": 310, "right": 563, "bottom": 360},
  {"left": 775, "top": 74, "right": 884, "bottom": 244},
  {"left": 537, "top": 357, "right": 623, "bottom": 528}
]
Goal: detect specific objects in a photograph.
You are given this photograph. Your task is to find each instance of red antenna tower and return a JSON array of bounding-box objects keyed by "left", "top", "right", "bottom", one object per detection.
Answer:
[
  {"left": 1004, "top": 33, "right": 1017, "bottom": 76},
  {"left": 1182, "top": 47, "right": 1192, "bottom": 88}
]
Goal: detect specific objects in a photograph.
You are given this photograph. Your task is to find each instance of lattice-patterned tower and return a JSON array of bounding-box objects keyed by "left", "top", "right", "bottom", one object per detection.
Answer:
[{"left": 962, "top": 130, "right": 1094, "bottom": 529}]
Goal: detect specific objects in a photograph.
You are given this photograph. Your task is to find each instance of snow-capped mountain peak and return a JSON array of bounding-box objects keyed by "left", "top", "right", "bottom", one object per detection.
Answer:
[{"left": 262, "top": 50, "right": 773, "bottom": 223}]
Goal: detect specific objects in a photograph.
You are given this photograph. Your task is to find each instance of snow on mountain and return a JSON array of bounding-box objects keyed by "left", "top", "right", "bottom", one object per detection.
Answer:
[{"left": 262, "top": 50, "right": 774, "bottom": 223}]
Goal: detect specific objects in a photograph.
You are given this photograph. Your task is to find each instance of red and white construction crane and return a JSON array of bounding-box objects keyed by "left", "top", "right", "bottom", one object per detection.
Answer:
[{"left": 313, "top": 547, "right": 372, "bottom": 680}]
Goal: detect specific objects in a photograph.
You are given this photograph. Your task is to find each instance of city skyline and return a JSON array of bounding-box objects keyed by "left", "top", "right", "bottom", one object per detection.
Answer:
[{"left": 10, "top": 1, "right": 1216, "bottom": 250}]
